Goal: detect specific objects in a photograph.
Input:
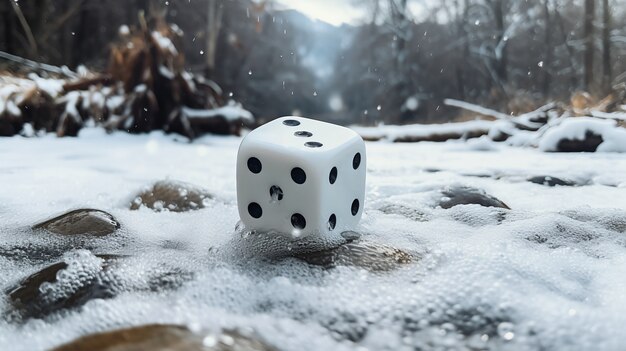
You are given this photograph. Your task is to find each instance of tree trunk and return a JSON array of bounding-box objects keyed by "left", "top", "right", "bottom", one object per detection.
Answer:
[
  {"left": 493, "top": 0, "right": 507, "bottom": 84},
  {"left": 601, "top": 0, "right": 611, "bottom": 93},
  {"left": 583, "top": 0, "right": 595, "bottom": 92},
  {"left": 389, "top": 0, "right": 410, "bottom": 123},
  {"left": 71, "top": 5, "right": 89, "bottom": 68},
  {"left": 542, "top": 0, "right": 553, "bottom": 97},
  {"left": 205, "top": 0, "right": 223, "bottom": 79},
  {"left": 2, "top": 0, "right": 16, "bottom": 54},
  {"left": 454, "top": 0, "right": 468, "bottom": 99},
  {"left": 553, "top": 1, "right": 577, "bottom": 92}
]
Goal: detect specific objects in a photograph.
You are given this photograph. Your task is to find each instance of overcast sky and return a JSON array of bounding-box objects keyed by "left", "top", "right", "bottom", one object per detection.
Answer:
[
  {"left": 274, "top": 0, "right": 428, "bottom": 26},
  {"left": 274, "top": 0, "right": 367, "bottom": 26}
]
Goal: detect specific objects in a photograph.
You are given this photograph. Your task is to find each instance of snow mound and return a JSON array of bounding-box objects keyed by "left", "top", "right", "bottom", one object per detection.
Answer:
[{"left": 538, "top": 117, "right": 626, "bottom": 152}]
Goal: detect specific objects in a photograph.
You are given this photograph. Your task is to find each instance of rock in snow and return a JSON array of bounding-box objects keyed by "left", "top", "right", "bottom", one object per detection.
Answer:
[
  {"left": 7, "top": 253, "right": 121, "bottom": 320},
  {"left": 33, "top": 209, "right": 120, "bottom": 236},
  {"left": 528, "top": 175, "right": 578, "bottom": 187},
  {"left": 130, "top": 180, "right": 214, "bottom": 212},
  {"left": 438, "top": 186, "right": 510, "bottom": 209},
  {"left": 537, "top": 117, "right": 626, "bottom": 152},
  {"left": 294, "top": 240, "right": 412, "bottom": 272},
  {"left": 51, "top": 324, "right": 276, "bottom": 351}
]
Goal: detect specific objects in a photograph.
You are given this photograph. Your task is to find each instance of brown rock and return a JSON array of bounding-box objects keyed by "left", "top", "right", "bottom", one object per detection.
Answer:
[
  {"left": 7, "top": 254, "right": 121, "bottom": 319},
  {"left": 51, "top": 324, "right": 276, "bottom": 351},
  {"left": 438, "top": 186, "right": 510, "bottom": 209},
  {"left": 295, "top": 241, "right": 412, "bottom": 272},
  {"left": 33, "top": 209, "right": 120, "bottom": 236},
  {"left": 130, "top": 180, "right": 213, "bottom": 212}
]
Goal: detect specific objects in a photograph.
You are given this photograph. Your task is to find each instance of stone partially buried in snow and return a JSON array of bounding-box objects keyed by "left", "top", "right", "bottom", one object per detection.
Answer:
[
  {"left": 7, "top": 253, "right": 122, "bottom": 320},
  {"left": 7, "top": 253, "right": 192, "bottom": 320},
  {"left": 528, "top": 175, "right": 578, "bottom": 187},
  {"left": 130, "top": 180, "right": 213, "bottom": 212},
  {"left": 538, "top": 117, "right": 626, "bottom": 152},
  {"left": 294, "top": 240, "right": 412, "bottom": 272},
  {"left": 33, "top": 209, "right": 120, "bottom": 236},
  {"left": 438, "top": 186, "right": 510, "bottom": 210},
  {"left": 51, "top": 324, "right": 277, "bottom": 351}
]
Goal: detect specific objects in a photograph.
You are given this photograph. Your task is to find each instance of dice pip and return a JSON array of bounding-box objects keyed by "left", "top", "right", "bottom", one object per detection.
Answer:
[{"left": 236, "top": 116, "right": 366, "bottom": 237}]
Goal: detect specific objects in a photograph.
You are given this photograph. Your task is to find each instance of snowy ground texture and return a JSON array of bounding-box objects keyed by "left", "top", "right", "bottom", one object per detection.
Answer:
[{"left": 1, "top": 129, "right": 626, "bottom": 350}]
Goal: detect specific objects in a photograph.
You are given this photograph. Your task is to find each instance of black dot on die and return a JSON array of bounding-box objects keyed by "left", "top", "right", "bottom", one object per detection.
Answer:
[
  {"left": 291, "top": 167, "right": 306, "bottom": 184},
  {"left": 329, "top": 167, "right": 337, "bottom": 184},
  {"left": 248, "top": 202, "right": 262, "bottom": 218},
  {"left": 283, "top": 119, "right": 300, "bottom": 126},
  {"left": 294, "top": 131, "right": 312, "bottom": 137},
  {"left": 269, "top": 185, "right": 283, "bottom": 201},
  {"left": 291, "top": 213, "right": 306, "bottom": 229},
  {"left": 352, "top": 153, "right": 361, "bottom": 170},
  {"left": 351, "top": 199, "right": 360, "bottom": 216},
  {"left": 247, "top": 157, "right": 262, "bottom": 174},
  {"left": 304, "top": 141, "right": 323, "bottom": 148},
  {"left": 328, "top": 214, "right": 336, "bottom": 230}
]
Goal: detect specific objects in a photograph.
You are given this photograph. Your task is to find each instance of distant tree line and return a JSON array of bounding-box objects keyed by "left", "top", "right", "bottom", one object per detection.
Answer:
[
  {"left": 1, "top": 0, "right": 625, "bottom": 125},
  {"left": 334, "top": 0, "right": 626, "bottom": 123}
]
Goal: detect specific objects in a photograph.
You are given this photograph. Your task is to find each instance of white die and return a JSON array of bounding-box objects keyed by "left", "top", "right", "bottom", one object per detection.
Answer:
[{"left": 236, "top": 116, "right": 366, "bottom": 238}]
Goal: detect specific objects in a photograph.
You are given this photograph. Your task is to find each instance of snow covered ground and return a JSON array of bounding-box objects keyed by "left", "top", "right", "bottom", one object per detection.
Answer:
[{"left": 1, "top": 129, "right": 626, "bottom": 350}]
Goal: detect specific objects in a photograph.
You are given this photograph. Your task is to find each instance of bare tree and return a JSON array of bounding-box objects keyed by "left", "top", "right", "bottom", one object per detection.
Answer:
[
  {"left": 583, "top": 0, "right": 595, "bottom": 91},
  {"left": 602, "top": 0, "right": 612, "bottom": 93},
  {"left": 542, "top": 0, "right": 552, "bottom": 96},
  {"left": 205, "top": 0, "right": 223, "bottom": 78}
]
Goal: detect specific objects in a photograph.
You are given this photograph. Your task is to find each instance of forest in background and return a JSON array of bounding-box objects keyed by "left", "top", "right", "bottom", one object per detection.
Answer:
[{"left": 1, "top": 0, "right": 625, "bottom": 127}]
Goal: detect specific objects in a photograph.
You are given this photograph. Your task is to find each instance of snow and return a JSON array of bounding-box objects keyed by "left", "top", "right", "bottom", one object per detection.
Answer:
[
  {"left": 119, "top": 25, "right": 130, "bottom": 36},
  {"left": 351, "top": 120, "right": 493, "bottom": 141},
  {"left": 158, "top": 65, "right": 175, "bottom": 79},
  {"left": 1, "top": 130, "right": 626, "bottom": 350},
  {"left": 28, "top": 73, "right": 65, "bottom": 98},
  {"left": 590, "top": 110, "right": 626, "bottom": 121},
  {"left": 57, "top": 91, "right": 81, "bottom": 121},
  {"left": 538, "top": 117, "right": 626, "bottom": 152},
  {"left": 182, "top": 101, "right": 254, "bottom": 122},
  {"left": 402, "top": 96, "right": 419, "bottom": 111},
  {"left": 151, "top": 31, "right": 178, "bottom": 55}
]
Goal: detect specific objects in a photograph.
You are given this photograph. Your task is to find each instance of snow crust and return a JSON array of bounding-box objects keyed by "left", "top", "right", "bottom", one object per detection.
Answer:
[{"left": 1, "top": 131, "right": 626, "bottom": 350}]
